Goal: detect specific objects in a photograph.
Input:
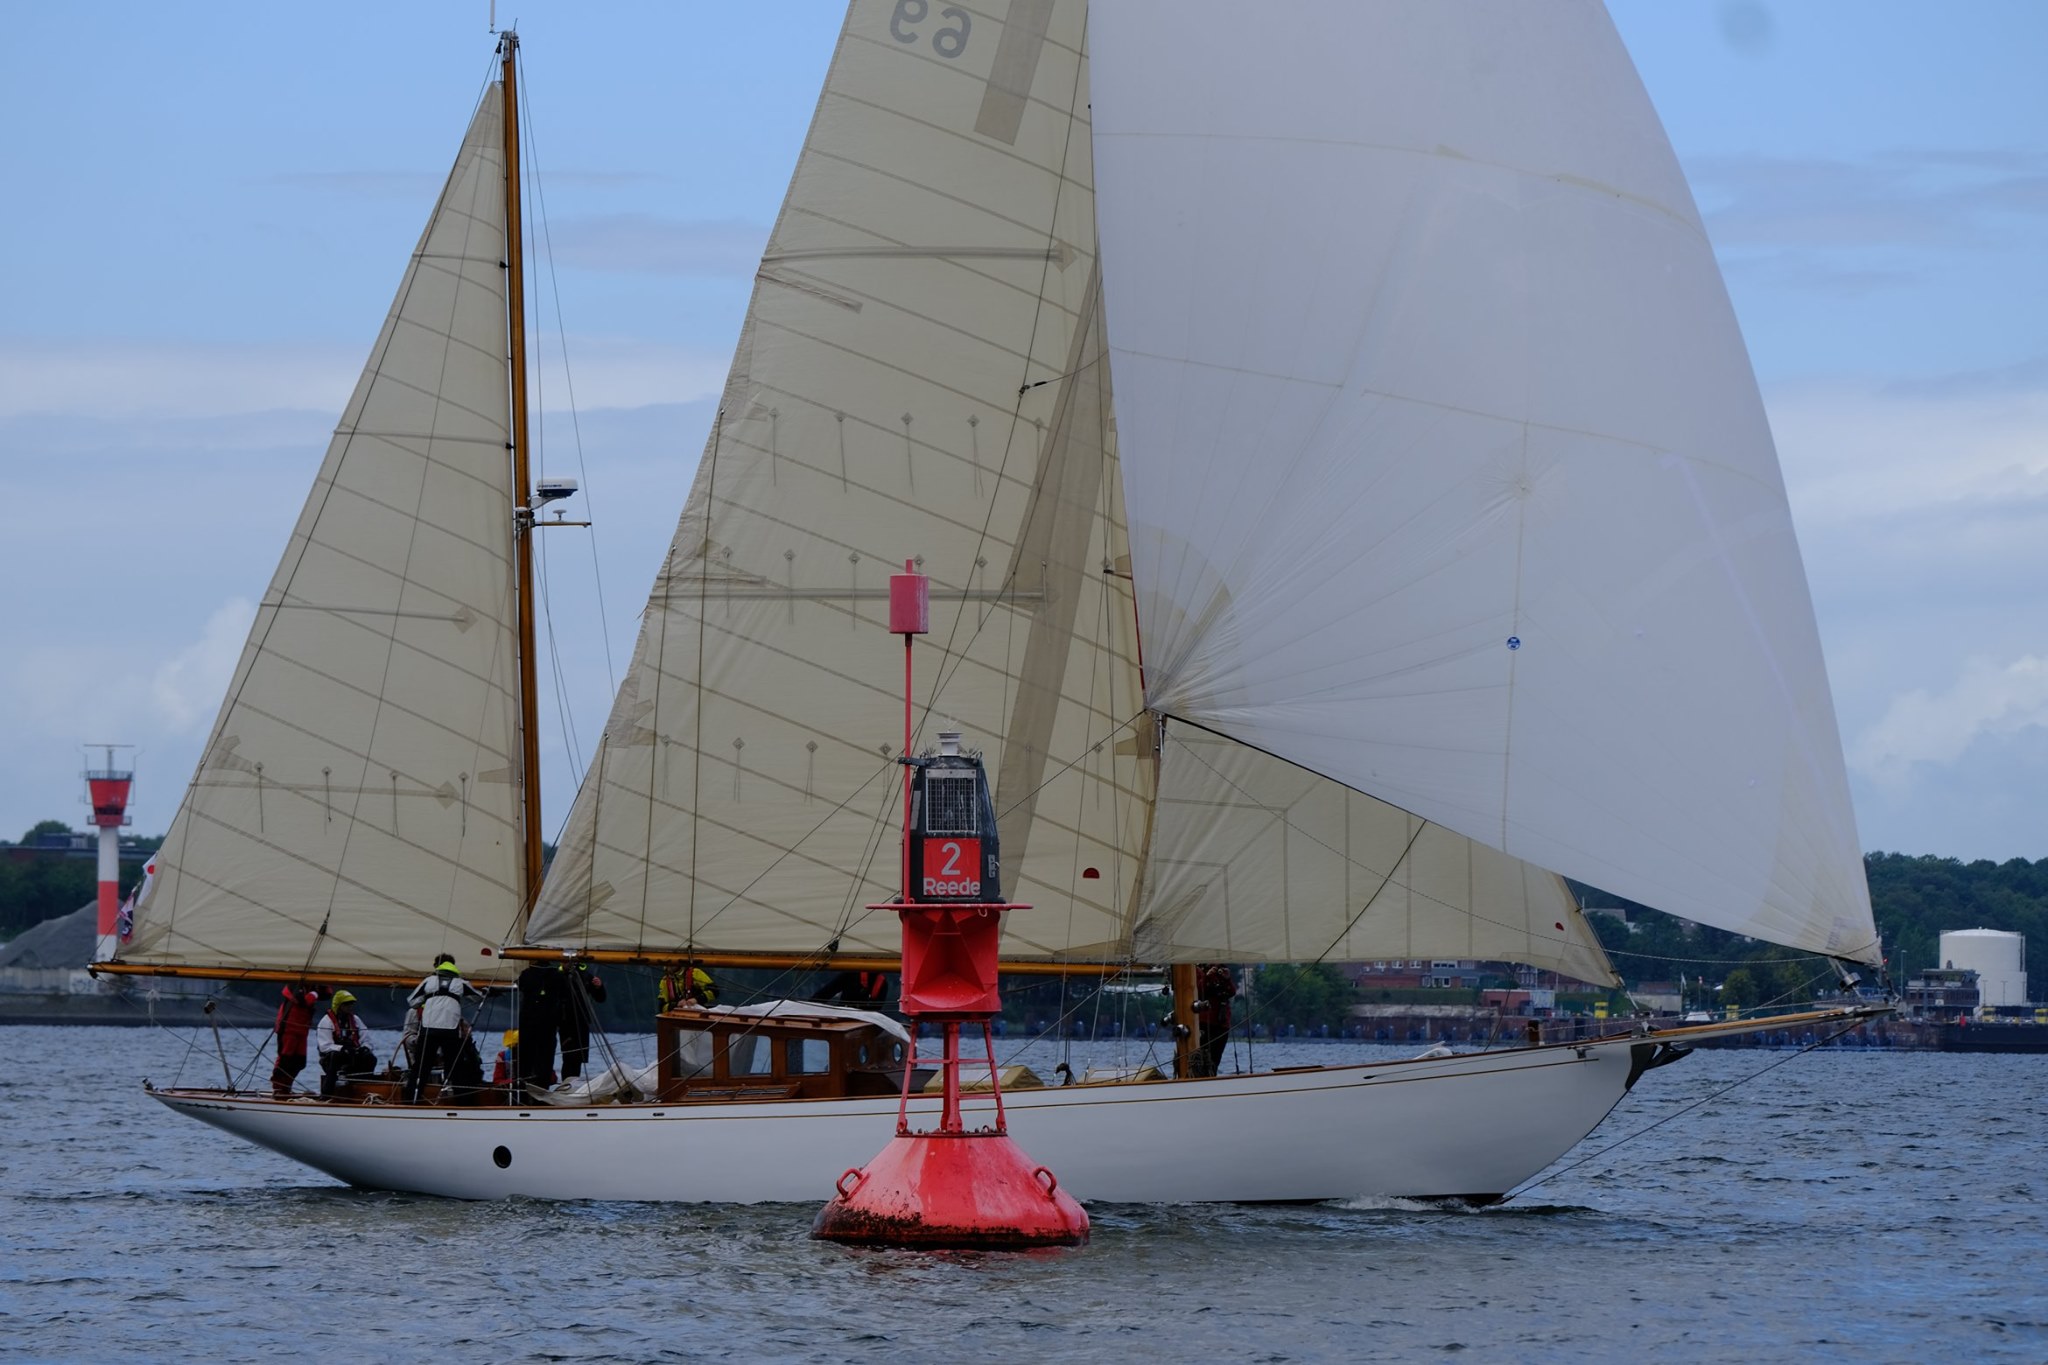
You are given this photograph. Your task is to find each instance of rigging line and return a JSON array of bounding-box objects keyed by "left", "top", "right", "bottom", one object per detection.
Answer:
[
  {"left": 533, "top": 516, "right": 584, "bottom": 777},
  {"left": 684, "top": 754, "right": 898, "bottom": 939},
  {"left": 685, "top": 709, "right": 1155, "bottom": 1016},
  {"left": 745, "top": 703, "right": 1155, "bottom": 961},
  {"left": 1499, "top": 1013, "right": 1872, "bottom": 1205},
  {"left": 1161, "top": 723, "right": 1612, "bottom": 975},
  {"left": 684, "top": 408, "right": 724, "bottom": 950},
  {"left": 517, "top": 59, "right": 618, "bottom": 701},
  {"left": 1016, "top": 351, "right": 1104, "bottom": 395},
  {"left": 1602, "top": 946, "right": 1831, "bottom": 968},
  {"left": 827, "top": 755, "right": 904, "bottom": 944},
  {"left": 917, "top": 22, "right": 1095, "bottom": 738}
]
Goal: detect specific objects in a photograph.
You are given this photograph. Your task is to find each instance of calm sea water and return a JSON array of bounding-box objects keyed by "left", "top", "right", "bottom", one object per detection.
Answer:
[{"left": 2, "top": 1023, "right": 2043, "bottom": 1362}]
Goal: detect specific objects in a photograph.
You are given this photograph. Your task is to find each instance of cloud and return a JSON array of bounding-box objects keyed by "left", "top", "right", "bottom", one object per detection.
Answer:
[
  {"left": 0, "top": 339, "right": 362, "bottom": 420},
  {"left": 0, "top": 334, "right": 729, "bottom": 422},
  {"left": 1769, "top": 363, "right": 2048, "bottom": 532},
  {"left": 546, "top": 214, "right": 768, "bottom": 277},
  {"left": 1692, "top": 148, "right": 2048, "bottom": 252},
  {"left": 1851, "top": 656, "right": 2048, "bottom": 787},
  {"left": 252, "top": 171, "right": 442, "bottom": 201},
  {"left": 1760, "top": 363, "right": 2048, "bottom": 857},
  {"left": 527, "top": 336, "right": 731, "bottom": 411},
  {"left": 6, "top": 599, "right": 253, "bottom": 743},
  {"left": 150, "top": 599, "right": 255, "bottom": 733}
]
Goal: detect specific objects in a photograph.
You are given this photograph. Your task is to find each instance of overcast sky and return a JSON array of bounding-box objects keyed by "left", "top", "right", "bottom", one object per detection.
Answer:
[{"left": 1, "top": 2, "right": 2043, "bottom": 864}]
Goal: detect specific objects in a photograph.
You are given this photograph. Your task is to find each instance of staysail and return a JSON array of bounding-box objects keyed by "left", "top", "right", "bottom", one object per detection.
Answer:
[
  {"left": 1091, "top": 0, "right": 1878, "bottom": 964},
  {"left": 117, "top": 88, "right": 526, "bottom": 977},
  {"left": 525, "top": 0, "right": 1618, "bottom": 982}
]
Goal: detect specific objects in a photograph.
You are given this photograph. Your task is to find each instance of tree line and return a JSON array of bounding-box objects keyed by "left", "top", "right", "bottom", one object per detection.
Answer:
[{"left": 0, "top": 821, "right": 158, "bottom": 940}]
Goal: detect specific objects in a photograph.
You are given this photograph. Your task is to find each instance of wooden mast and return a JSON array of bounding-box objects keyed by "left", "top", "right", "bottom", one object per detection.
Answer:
[
  {"left": 500, "top": 30, "right": 545, "bottom": 912},
  {"left": 1170, "top": 962, "right": 1199, "bottom": 1077}
]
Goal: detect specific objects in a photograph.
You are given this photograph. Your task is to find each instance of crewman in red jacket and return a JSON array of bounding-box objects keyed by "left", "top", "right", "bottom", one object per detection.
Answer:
[{"left": 272, "top": 985, "right": 321, "bottom": 1098}]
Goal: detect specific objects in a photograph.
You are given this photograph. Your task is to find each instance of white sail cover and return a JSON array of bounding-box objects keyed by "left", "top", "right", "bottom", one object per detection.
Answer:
[
  {"left": 1091, "top": 0, "right": 1878, "bottom": 964},
  {"left": 527, "top": 0, "right": 1617, "bottom": 982},
  {"left": 119, "top": 89, "right": 525, "bottom": 977}
]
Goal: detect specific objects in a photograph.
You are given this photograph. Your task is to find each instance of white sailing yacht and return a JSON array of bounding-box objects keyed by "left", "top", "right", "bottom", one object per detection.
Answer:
[{"left": 108, "top": 2, "right": 1886, "bottom": 1206}]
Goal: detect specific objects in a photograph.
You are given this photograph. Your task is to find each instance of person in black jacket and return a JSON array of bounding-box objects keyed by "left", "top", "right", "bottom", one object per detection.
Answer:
[
  {"left": 515, "top": 961, "right": 561, "bottom": 1089},
  {"left": 557, "top": 962, "right": 608, "bottom": 1081}
]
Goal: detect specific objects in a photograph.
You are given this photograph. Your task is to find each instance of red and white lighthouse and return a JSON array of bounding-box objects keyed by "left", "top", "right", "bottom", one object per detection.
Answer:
[{"left": 84, "top": 745, "right": 135, "bottom": 964}]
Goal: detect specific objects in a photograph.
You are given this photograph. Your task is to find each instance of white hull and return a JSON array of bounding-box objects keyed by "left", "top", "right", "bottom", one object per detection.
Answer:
[{"left": 150, "top": 1034, "right": 1681, "bottom": 1204}]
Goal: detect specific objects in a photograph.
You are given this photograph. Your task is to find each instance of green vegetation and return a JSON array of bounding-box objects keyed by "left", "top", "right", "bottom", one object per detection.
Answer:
[
  {"left": 1577, "top": 854, "right": 2048, "bottom": 1004},
  {"left": 1865, "top": 852, "right": 2048, "bottom": 990},
  {"left": 1249, "top": 962, "right": 1358, "bottom": 1031},
  {"left": 0, "top": 821, "right": 159, "bottom": 941}
]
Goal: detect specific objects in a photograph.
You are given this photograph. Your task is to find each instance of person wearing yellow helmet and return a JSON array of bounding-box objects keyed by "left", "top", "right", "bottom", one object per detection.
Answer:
[
  {"left": 316, "top": 990, "right": 377, "bottom": 1096},
  {"left": 405, "top": 953, "right": 485, "bottom": 1103}
]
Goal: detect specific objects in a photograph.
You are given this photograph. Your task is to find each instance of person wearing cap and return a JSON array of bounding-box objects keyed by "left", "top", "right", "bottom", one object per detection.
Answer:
[
  {"left": 404, "top": 952, "right": 485, "bottom": 1103},
  {"left": 316, "top": 990, "right": 378, "bottom": 1096}
]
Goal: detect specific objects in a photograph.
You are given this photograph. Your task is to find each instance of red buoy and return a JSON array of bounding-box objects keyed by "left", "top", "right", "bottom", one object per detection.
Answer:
[{"left": 812, "top": 563, "right": 1087, "bottom": 1250}]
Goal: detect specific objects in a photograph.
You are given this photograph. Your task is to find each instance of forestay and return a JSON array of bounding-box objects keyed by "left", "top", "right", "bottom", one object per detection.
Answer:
[
  {"left": 118, "top": 90, "right": 526, "bottom": 977},
  {"left": 527, "top": 0, "right": 1618, "bottom": 982},
  {"left": 1091, "top": 0, "right": 1878, "bottom": 963}
]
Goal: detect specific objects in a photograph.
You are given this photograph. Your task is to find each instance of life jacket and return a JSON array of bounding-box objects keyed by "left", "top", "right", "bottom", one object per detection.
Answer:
[
  {"left": 274, "top": 987, "right": 318, "bottom": 1050},
  {"left": 329, "top": 1010, "right": 363, "bottom": 1051},
  {"left": 659, "top": 966, "right": 716, "bottom": 1009}
]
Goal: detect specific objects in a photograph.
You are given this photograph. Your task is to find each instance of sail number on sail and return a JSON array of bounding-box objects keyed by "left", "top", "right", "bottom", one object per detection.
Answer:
[{"left": 889, "top": 0, "right": 972, "bottom": 56}]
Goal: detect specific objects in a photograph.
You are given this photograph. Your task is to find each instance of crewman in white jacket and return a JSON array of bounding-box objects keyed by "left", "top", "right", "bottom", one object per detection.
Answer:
[
  {"left": 315, "top": 990, "right": 378, "bottom": 1096},
  {"left": 404, "top": 954, "right": 485, "bottom": 1102}
]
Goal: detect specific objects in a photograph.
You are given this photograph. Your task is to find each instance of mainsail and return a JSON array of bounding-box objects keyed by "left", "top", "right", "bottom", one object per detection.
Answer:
[
  {"left": 525, "top": 0, "right": 1620, "bottom": 983},
  {"left": 117, "top": 88, "right": 526, "bottom": 977}
]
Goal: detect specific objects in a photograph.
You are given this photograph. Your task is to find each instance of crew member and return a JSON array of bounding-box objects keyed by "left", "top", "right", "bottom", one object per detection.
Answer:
[
  {"left": 272, "top": 984, "right": 321, "bottom": 1099},
  {"left": 316, "top": 989, "right": 378, "bottom": 1096},
  {"left": 1191, "top": 963, "right": 1238, "bottom": 1078},
  {"left": 657, "top": 963, "right": 717, "bottom": 1012},
  {"left": 405, "top": 953, "right": 484, "bottom": 1103},
  {"left": 815, "top": 968, "right": 890, "bottom": 1007},
  {"left": 557, "top": 962, "right": 608, "bottom": 1081},
  {"left": 515, "top": 960, "right": 562, "bottom": 1088},
  {"left": 492, "top": 1030, "right": 519, "bottom": 1086}
]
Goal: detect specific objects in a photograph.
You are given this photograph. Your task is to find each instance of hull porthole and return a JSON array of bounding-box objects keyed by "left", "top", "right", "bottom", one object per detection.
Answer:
[{"left": 492, "top": 1145, "right": 512, "bottom": 1169}]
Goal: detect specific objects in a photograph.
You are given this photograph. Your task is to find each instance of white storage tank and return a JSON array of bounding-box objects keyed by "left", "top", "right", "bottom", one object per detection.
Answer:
[{"left": 1939, "top": 929, "right": 2028, "bottom": 1007}]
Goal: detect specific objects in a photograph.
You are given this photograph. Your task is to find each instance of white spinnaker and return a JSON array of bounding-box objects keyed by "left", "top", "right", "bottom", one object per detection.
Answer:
[
  {"left": 121, "top": 90, "right": 524, "bottom": 977},
  {"left": 1091, "top": 0, "right": 1875, "bottom": 963},
  {"left": 526, "top": 0, "right": 1158, "bottom": 960}
]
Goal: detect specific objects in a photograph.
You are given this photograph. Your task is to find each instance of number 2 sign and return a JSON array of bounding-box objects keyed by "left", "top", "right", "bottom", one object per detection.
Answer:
[{"left": 921, "top": 837, "right": 983, "bottom": 899}]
